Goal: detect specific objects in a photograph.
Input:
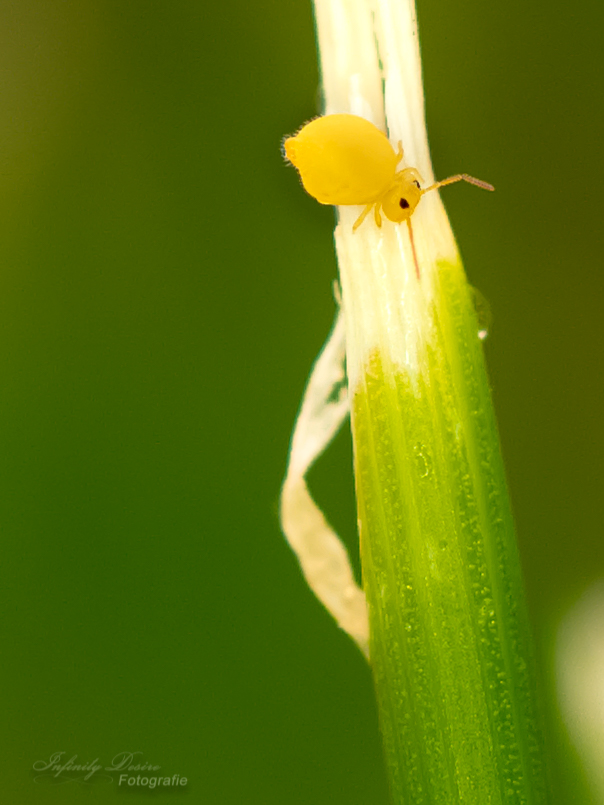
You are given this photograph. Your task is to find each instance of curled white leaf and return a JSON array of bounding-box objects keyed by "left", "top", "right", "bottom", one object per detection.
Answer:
[{"left": 280, "top": 308, "right": 369, "bottom": 658}]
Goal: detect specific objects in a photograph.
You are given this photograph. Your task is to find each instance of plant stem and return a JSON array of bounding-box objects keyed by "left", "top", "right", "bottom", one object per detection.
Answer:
[
  {"left": 292, "top": 0, "right": 553, "bottom": 799},
  {"left": 351, "top": 258, "right": 549, "bottom": 803}
]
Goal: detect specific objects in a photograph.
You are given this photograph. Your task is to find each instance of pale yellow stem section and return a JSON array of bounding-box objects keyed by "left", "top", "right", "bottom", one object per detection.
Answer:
[{"left": 314, "top": 0, "right": 460, "bottom": 390}]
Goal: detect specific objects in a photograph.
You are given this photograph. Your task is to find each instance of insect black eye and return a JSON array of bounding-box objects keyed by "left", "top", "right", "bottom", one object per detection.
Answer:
[
  {"left": 413, "top": 180, "right": 421, "bottom": 188},
  {"left": 399, "top": 198, "right": 410, "bottom": 209}
]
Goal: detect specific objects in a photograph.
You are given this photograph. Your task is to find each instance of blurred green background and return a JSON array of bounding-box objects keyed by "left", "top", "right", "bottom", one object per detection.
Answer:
[{"left": 0, "top": 0, "right": 602, "bottom": 802}]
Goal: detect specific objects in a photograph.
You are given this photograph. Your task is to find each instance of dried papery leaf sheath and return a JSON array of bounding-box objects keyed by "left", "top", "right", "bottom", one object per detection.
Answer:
[{"left": 280, "top": 310, "right": 368, "bottom": 657}]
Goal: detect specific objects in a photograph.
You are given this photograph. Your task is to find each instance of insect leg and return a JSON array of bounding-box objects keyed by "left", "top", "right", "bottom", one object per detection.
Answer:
[
  {"left": 352, "top": 203, "right": 374, "bottom": 232},
  {"left": 374, "top": 203, "right": 382, "bottom": 228},
  {"left": 395, "top": 140, "right": 404, "bottom": 167}
]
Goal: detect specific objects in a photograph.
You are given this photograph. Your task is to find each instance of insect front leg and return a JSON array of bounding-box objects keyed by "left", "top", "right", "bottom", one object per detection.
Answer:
[{"left": 352, "top": 203, "right": 375, "bottom": 232}]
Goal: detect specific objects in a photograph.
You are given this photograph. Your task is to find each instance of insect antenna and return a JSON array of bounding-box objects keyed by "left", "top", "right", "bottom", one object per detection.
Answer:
[{"left": 422, "top": 174, "right": 494, "bottom": 194}]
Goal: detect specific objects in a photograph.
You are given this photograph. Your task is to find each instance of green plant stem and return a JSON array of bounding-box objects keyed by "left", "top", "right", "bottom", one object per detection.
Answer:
[{"left": 351, "top": 259, "right": 549, "bottom": 803}]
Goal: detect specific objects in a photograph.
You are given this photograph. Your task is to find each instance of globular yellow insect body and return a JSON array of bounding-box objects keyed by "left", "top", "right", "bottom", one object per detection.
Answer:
[
  {"left": 284, "top": 113, "right": 493, "bottom": 278},
  {"left": 284, "top": 114, "right": 399, "bottom": 206}
]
